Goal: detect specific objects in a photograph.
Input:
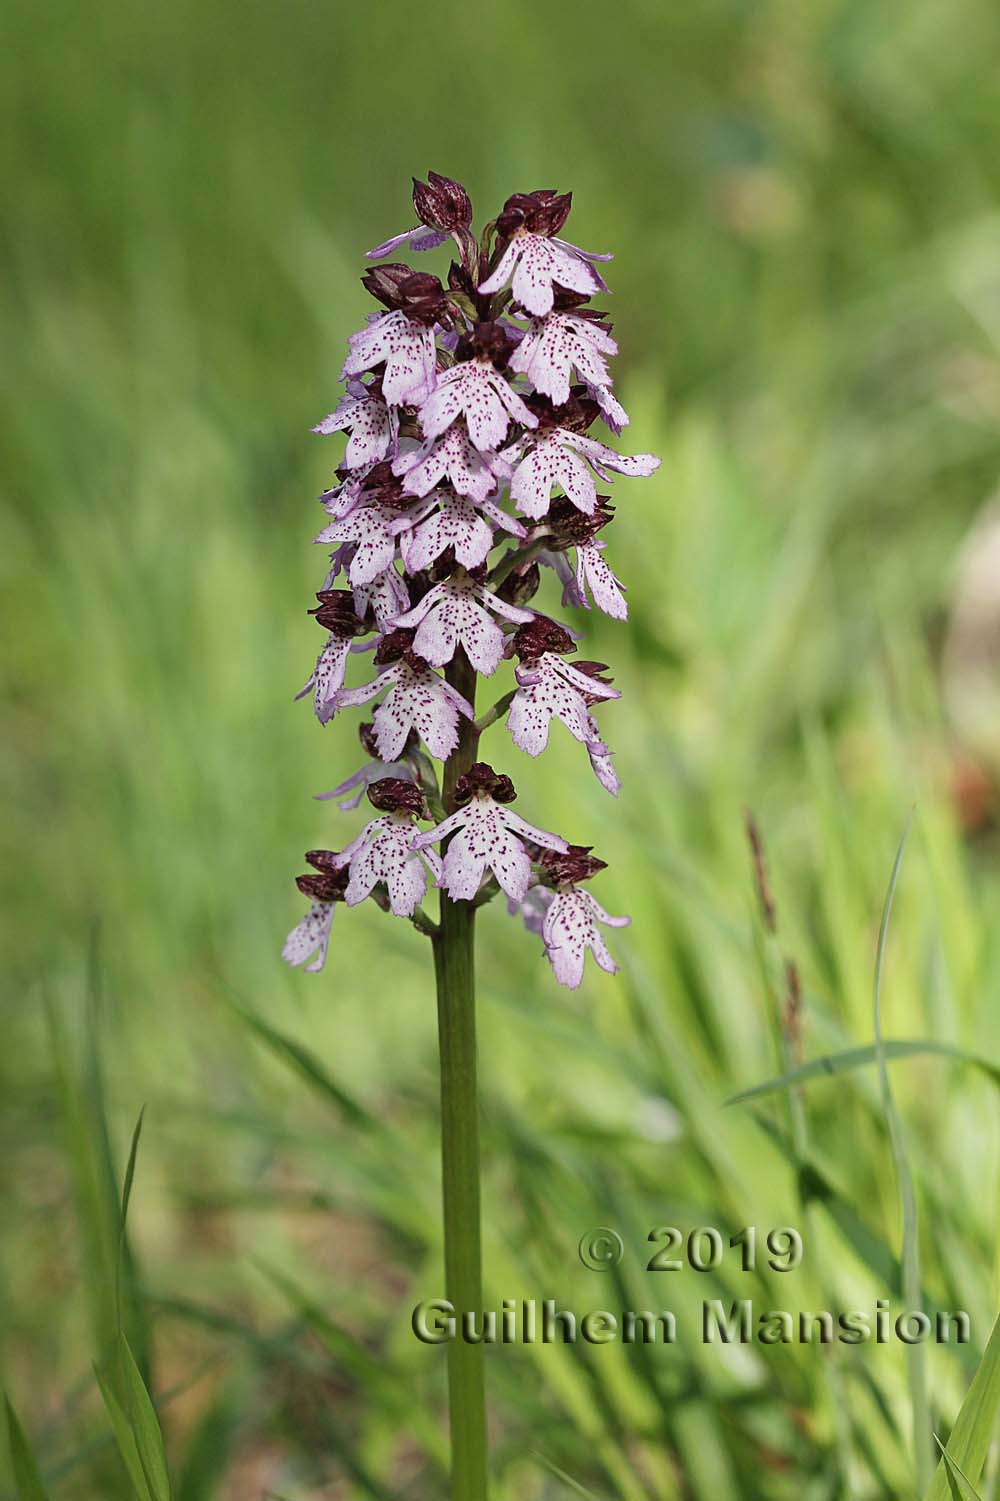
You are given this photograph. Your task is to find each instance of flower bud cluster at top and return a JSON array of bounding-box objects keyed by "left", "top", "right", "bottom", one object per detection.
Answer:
[{"left": 282, "top": 174, "right": 660, "bottom": 988}]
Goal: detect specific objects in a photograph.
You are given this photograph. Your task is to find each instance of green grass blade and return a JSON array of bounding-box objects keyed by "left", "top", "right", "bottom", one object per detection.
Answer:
[
  {"left": 933, "top": 1435, "right": 983, "bottom": 1500},
  {"left": 531, "top": 1451, "right": 607, "bottom": 1498},
  {"left": 113, "top": 1335, "right": 172, "bottom": 1501},
  {"left": 925, "top": 1317, "right": 1000, "bottom": 1500},
  {"left": 120, "top": 1106, "right": 146, "bottom": 1229},
  {"left": 4, "top": 1398, "right": 51, "bottom": 1501},
  {"left": 94, "top": 1363, "right": 154, "bottom": 1501},
  {"left": 226, "top": 998, "right": 374, "bottom": 1130},
  {"left": 725, "top": 1039, "right": 1000, "bottom": 1107},
  {"left": 873, "top": 822, "right": 932, "bottom": 1492}
]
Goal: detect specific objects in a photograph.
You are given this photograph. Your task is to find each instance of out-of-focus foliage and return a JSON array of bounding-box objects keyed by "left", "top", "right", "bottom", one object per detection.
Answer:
[{"left": 4, "top": 0, "right": 1000, "bottom": 1495}]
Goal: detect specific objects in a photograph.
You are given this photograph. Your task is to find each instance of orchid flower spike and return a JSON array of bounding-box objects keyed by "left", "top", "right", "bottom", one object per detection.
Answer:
[{"left": 284, "top": 173, "right": 659, "bottom": 991}]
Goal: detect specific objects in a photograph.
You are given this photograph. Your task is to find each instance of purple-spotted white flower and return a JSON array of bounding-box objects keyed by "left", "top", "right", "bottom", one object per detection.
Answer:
[
  {"left": 478, "top": 191, "right": 611, "bottom": 318},
  {"left": 543, "top": 887, "right": 629, "bottom": 988},
  {"left": 507, "top": 422, "right": 659, "bottom": 520},
  {"left": 533, "top": 847, "right": 630, "bottom": 988},
  {"left": 400, "top": 491, "right": 524, "bottom": 573},
  {"left": 295, "top": 591, "right": 366, "bottom": 724},
  {"left": 282, "top": 852, "right": 350, "bottom": 972},
  {"left": 419, "top": 323, "right": 537, "bottom": 453},
  {"left": 313, "top": 381, "right": 398, "bottom": 469},
  {"left": 315, "top": 493, "right": 414, "bottom": 587},
  {"left": 414, "top": 763, "right": 567, "bottom": 902},
  {"left": 508, "top": 313, "right": 618, "bottom": 408},
  {"left": 393, "top": 425, "right": 511, "bottom": 504},
  {"left": 342, "top": 310, "right": 438, "bottom": 407},
  {"left": 334, "top": 633, "right": 474, "bottom": 762},
  {"left": 541, "top": 498, "right": 628, "bottom": 620},
  {"left": 506, "top": 619, "right": 620, "bottom": 794},
  {"left": 286, "top": 173, "right": 657, "bottom": 989},
  {"left": 333, "top": 779, "right": 441, "bottom": 918},
  {"left": 392, "top": 576, "right": 533, "bottom": 676}
]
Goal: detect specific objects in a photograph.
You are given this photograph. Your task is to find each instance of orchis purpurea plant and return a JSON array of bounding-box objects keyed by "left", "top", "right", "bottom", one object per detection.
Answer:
[{"left": 282, "top": 172, "right": 659, "bottom": 1499}]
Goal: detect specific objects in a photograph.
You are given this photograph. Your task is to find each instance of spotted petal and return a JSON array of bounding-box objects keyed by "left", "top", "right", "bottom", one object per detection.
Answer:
[
  {"left": 282, "top": 902, "right": 335, "bottom": 973},
  {"left": 341, "top": 311, "right": 437, "bottom": 406},
  {"left": 509, "top": 314, "right": 617, "bottom": 406},
  {"left": 542, "top": 888, "right": 629, "bottom": 989}
]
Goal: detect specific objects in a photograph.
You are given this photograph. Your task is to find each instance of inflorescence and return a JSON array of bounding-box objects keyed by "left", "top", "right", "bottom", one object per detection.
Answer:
[{"left": 283, "top": 174, "right": 659, "bottom": 988}]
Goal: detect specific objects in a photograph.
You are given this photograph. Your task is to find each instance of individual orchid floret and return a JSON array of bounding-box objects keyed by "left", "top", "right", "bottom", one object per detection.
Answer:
[
  {"left": 342, "top": 275, "right": 444, "bottom": 405},
  {"left": 332, "top": 779, "right": 441, "bottom": 918},
  {"left": 391, "top": 573, "right": 533, "bottom": 676},
  {"left": 419, "top": 323, "right": 537, "bottom": 453},
  {"left": 506, "top": 619, "right": 620, "bottom": 791},
  {"left": 414, "top": 762, "right": 568, "bottom": 902},
  {"left": 312, "top": 380, "right": 398, "bottom": 470},
  {"left": 536, "top": 846, "right": 630, "bottom": 989},
  {"left": 367, "top": 171, "right": 473, "bottom": 259},
  {"left": 282, "top": 851, "right": 351, "bottom": 972},
  {"left": 478, "top": 191, "right": 611, "bottom": 318},
  {"left": 393, "top": 425, "right": 511, "bottom": 504},
  {"left": 334, "top": 631, "right": 475, "bottom": 761},
  {"left": 314, "top": 475, "right": 414, "bottom": 587},
  {"left": 315, "top": 723, "right": 420, "bottom": 811},
  {"left": 401, "top": 491, "right": 524, "bottom": 573},
  {"left": 295, "top": 590, "right": 367, "bottom": 724},
  {"left": 507, "top": 405, "right": 660, "bottom": 519},
  {"left": 509, "top": 312, "right": 618, "bottom": 409},
  {"left": 544, "top": 498, "right": 627, "bottom": 620},
  {"left": 351, "top": 566, "right": 411, "bottom": 629}
]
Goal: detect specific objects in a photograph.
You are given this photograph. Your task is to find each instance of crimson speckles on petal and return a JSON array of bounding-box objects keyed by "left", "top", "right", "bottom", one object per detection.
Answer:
[
  {"left": 335, "top": 657, "right": 474, "bottom": 762},
  {"left": 391, "top": 578, "right": 533, "bottom": 676},
  {"left": 414, "top": 791, "right": 567, "bottom": 903},
  {"left": 541, "top": 888, "right": 630, "bottom": 989},
  {"left": 341, "top": 310, "right": 438, "bottom": 406},
  {"left": 479, "top": 233, "right": 611, "bottom": 319},
  {"left": 420, "top": 360, "right": 538, "bottom": 454},
  {"left": 393, "top": 425, "right": 511, "bottom": 504},
  {"left": 313, "top": 385, "right": 399, "bottom": 470},
  {"left": 509, "top": 313, "right": 618, "bottom": 408}
]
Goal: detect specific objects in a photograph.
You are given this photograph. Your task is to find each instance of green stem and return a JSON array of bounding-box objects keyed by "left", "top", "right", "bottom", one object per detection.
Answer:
[{"left": 433, "top": 652, "right": 488, "bottom": 1501}]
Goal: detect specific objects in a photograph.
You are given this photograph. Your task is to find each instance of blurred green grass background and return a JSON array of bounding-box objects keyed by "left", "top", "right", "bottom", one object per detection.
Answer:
[{"left": 4, "top": 0, "right": 1000, "bottom": 1495}]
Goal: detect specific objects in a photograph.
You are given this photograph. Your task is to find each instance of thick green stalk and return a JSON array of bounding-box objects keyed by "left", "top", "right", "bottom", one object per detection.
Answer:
[{"left": 433, "top": 652, "right": 488, "bottom": 1500}]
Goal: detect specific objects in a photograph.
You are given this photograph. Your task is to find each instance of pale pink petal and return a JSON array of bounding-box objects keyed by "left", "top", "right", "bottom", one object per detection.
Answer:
[
  {"left": 477, "top": 240, "right": 521, "bottom": 296},
  {"left": 412, "top": 807, "right": 469, "bottom": 848},
  {"left": 498, "top": 806, "right": 568, "bottom": 854},
  {"left": 366, "top": 226, "right": 449, "bottom": 258},
  {"left": 295, "top": 635, "right": 352, "bottom": 723},
  {"left": 577, "top": 542, "right": 627, "bottom": 620},
  {"left": 406, "top": 493, "right": 495, "bottom": 571},
  {"left": 282, "top": 902, "right": 335, "bottom": 972},
  {"left": 541, "top": 889, "right": 627, "bottom": 989},
  {"left": 587, "top": 740, "right": 621, "bottom": 797},
  {"left": 343, "top": 816, "right": 429, "bottom": 917}
]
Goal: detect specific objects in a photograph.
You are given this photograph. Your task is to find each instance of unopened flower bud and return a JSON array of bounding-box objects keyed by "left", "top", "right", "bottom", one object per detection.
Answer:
[
  {"left": 497, "top": 189, "right": 573, "bottom": 239},
  {"left": 367, "top": 777, "right": 426, "bottom": 815},
  {"left": 412, "top": 171, "right": 473, "bottom": 233},
  {"left": 454, "top": 762, "right": 517, "bottom": 805},
  {"left": 511, "top": 616, "right": 576, "bottom": 661},
  {"left": 295, "top": 862, "right": 350, "bottom": 903},
  {"left": 310, "top": 590, "right": 364, "bottom": 636},
  {"left": 538, "top": 844, "right": 608, "bottom": 888}
]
